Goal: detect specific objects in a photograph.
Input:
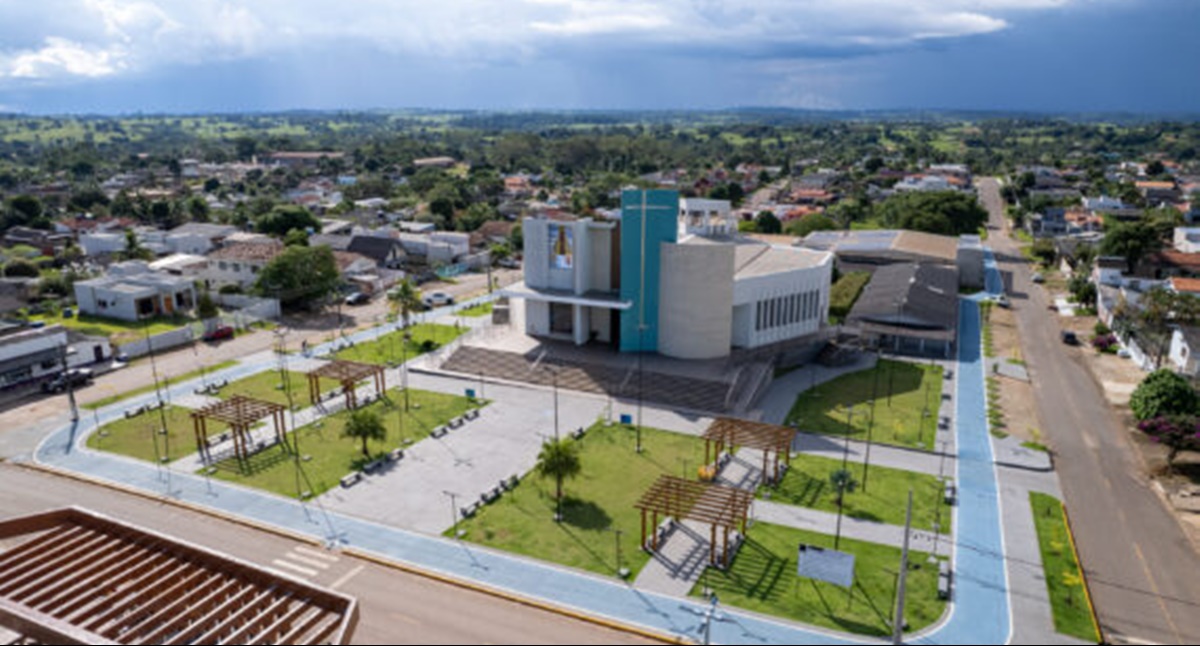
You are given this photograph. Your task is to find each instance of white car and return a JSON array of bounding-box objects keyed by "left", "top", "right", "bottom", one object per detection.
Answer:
[{"left": 422, "top": 292, "right": 454, "bottom": 308}]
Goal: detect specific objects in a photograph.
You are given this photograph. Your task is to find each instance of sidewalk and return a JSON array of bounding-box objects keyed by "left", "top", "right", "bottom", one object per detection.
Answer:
[{"left": 753, "top": 500, "right": 951, "bottom": 557}]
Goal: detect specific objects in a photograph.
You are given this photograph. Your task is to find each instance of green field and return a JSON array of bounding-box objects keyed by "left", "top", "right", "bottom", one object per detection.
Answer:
[
  {"left": 453, "top": 422, "right": 707, "bottom": 578},
  {"left": 698, "top": 523, "right": 946, "bottom": 636},
  {"left": 332, "top": 323, "right": 466, "bottom": 366},
  {"left": 1030, "top": 493, "right": 1101, "bottom": 643},
  {"left": 207, "top": 388, "right": 478, "bottom": 498},
  {"left": 213, "top": 370, "right": 313, "bottom": 409},
  {"left": 764, "top": 453, "right": 950, "bottom": 533},
  {"left": 30, "top": 312, "right": 192, "bottom": 344},
  {"left": 84, "top": 360, "right": 239, "bottom": 410},
  {"left": 785, "top": 360, "right": 944, "bottom": 451},
  {"left": 88, "top": 404, "right": 225, "bottom": 463}
]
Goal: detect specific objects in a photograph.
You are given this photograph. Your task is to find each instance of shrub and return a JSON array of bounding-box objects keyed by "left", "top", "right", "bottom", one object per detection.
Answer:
[
  {"left": 1094, "top": 321, "right": 1111, "bottom": 336},
  {"left": 1130, "top": 370, "right": 1200, "bottom": 421}
]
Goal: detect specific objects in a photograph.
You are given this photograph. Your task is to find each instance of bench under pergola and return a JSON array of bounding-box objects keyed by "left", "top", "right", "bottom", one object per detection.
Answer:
[
  {"left": 306, "top": 360, "right": 386, "bottom": 410},
  {"left": 702, "top": 417, "right": 796, "bottom": 485},
  {"left": 191, "top": 395, "right": 288, "bottom": 467},
  {"left": 0, "top": 507, "right": 358, "bottom": 644},
  {"left": 634, "top": 475, "right": 754, "bottom": 568}
]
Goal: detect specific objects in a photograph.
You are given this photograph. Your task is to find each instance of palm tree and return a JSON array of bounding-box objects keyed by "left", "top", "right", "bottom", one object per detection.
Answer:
[
  {"left": 388, "top": 279, "right": 422, "bottom": 330},
  {"left": 342, "top": 409, "right": 386, "bottom": 458},
  {"left": 536, "top": 438, "right": 582, "bottom": 522},
  {"left": 829, "top": 468, "right": 858, "bottom": 508}
]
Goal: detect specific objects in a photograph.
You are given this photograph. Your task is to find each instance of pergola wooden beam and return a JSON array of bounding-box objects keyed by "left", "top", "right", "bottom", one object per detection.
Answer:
[
  {"left": 306, "top": 360, "right": 386, "bottom": 411},
  {"left": 191, "top": 395, "right": 289, "bottom": 467},
  {"left": 634, "top": 475, "right": 753, "bottom": 567},
  {"left": 0, "top": 508, "right": 358, "bottom": 645},
  {"left": 702, "top": 417, "right": 796, "bottom": 485}
]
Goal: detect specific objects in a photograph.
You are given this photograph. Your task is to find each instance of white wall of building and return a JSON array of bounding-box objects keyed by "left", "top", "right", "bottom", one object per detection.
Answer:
[
  {"left": 79, "top": 232, "right": 127, "bottom": 256},
  {"left": 0, "top": 326, "right": 69, "bottom": 386},
  {"left": 1174, "top": 228, "right": 1200, "bottom": 254},
  {"left": 1170, "top": 330, "right": 1199, "bottom": 377},
  {"left": 733, "top": 260, "right": 831, "bottom": 349}
]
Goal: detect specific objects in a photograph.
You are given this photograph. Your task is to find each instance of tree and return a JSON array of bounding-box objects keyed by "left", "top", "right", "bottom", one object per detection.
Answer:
[
  {"left": 536, "top": 438, "right": 582, "bottom": 522},
  {"left": 829, "top": 468, "right": 859, "bottom": 508},
  {"left": 1137, "top": 415, "right": 1200, "bottom": 473},
  {"left": 2, "top": 259, "right": 39, "bottom": 278},
  {"left": 5, "top": 194, "right": 43, "bottom": 229},
  {"left": 255, "top": 205, "right": 321, "bottom": 237},
  {"left": 121, "top": 229, "right": 153, "bottom": 261},
  {"left": 197, "top": 290, "right": 219, "bottom": 320},
  {"left": 255, "top": 245, "right": 340, "bottom": 309},
  {"left": 187, "top": 195, "right": 210, "bottom": 222},
  {"left": 754, "top": 211, "right": 782, "bottom": 234},
  {"left": 1130, "top": 370, "right": 1199, "bottom": 421},
  {"left": 1101, "top": 221, "right": 1160, "bottom": 274},
  {"left": 784, "top": 214, "right": 836, "bottom": 237},
  {"left": 283, "top": 228, "right": 310, "bottom": 247},
  {"left": 1145, "top": 160, "right": 1166, "bottom": 177},
  {"left": 388, "top": 279, "right": 422, "bottom": 329},
  {"left": 875, "top": 191, "right": 988, "bottom": 236},
  {"left": 1030, "top": 238, "right": 1057, "bottom": 266},
  {"left": 203, "top": 178, "right": 221, "bottom": 193},
  {"left": 342, "top": 409, "right": 387, "bottom": 458}
]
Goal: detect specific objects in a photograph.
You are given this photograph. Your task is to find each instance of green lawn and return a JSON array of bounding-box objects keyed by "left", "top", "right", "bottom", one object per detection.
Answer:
[
  {"left": 31, "top": 312, "right": 193, "bottom": 344},
  {"left": 207, "top": 387, "right": 478, "bottom": 499},
  {"left": 763, "top": 453, "right": 950, "bottom": 533},
  {"left": 458, "top": 302, "right": 494, "bottom": 318},
  {"left": 332, "top": 323, "right": 466, "bottom": 366},
  {"left": 697, "top": 522, "right": 946, "bottom": 636},
  {"left": 214, "top": 370, "right": 313, "bottom": 409},
  {"left": 785, "top": 360, "right": 944, "bottom": 451},
  {"left": 829, "top": 272, "right": 872, "bottom": 322},
  {"left": 88, "top": 405, "right": 225, "bottom": 463},
  {"left": 454, "top": 422, "right": 707, "bottom": 578},
  {"left": 84, "top": 360, "right": 239, "bottom": 410},
  {"left": 1030, "top": 493, "right": 1101, "bottom": 643}
]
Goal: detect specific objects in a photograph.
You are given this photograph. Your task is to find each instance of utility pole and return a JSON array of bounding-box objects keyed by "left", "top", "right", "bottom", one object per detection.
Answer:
[
  {"left": 892, "top": 490, "right": 914, "bottom": 645},
  {"left": 144, "top": 315, "right": 170, "bottom": 463},
  {"left": 402, "top": 331, "right": 411, "bottom": 411}
]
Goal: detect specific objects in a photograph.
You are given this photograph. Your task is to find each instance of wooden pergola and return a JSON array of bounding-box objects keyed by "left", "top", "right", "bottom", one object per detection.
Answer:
[
  {"left": 191, "top": 395, "right": 288, "bottom": 466},
  {"left": 306, "top": 360, "right": 386, "bottom": 410},
  {"left": 634, "top": 475, "right": 754, "bottom": 568},
  {"left": 703, "top": 417, "right": 796, "bottom": 485},
  {"left": 0, "top": 507, "right": 358, "bottom": 644}
]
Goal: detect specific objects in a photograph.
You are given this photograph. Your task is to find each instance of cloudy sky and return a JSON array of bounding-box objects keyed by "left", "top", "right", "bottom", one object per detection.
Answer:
[{"left": 0, "top": 0, "right": 1196, "bottom": 114}]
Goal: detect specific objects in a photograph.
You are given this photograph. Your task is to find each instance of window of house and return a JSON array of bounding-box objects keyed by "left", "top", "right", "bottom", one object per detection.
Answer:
[{"left": 218, "top": 261, "right": 227, "bottom": 271}]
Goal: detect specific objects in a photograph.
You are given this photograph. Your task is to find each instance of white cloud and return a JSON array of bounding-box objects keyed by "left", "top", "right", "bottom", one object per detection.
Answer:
[{"left": 0, "top": 0, "right": 1105, "bottom": 83}]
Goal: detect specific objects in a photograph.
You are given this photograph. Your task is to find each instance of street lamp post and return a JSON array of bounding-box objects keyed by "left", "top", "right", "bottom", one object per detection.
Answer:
[
  {"left": 444, "top": 490, "right": 461, "bottom": 537},
  {"left": 835, "top": 405, "right": 854, "bottom": 550},
  {"left": 402, "top": 331, "right": 411, "bottom": 412},
  {"left": 635, "top": 324, "right": 646, "bottom": 453}
]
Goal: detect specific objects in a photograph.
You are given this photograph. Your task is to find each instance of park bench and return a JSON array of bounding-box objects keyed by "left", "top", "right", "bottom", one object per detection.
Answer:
[
  {"left": 388, "top": 448, "right": 405, "bottom": 461},
  {"left": 943, "top": 481, "right": 956, "bottom": 506},
  {"left": 448, "top": 417, "right": 464, "bottom": 429},
  {"left": 937, "top": 561, "right": 953, "bottom": 600},
  {"left": 339, "top": 472, "right": 362, "bottom": 488},
  {"left": 431, "top": 426, "right": 448, "bottom": 439},
  {"left": 508, "top": 474, "right": 520, "bottom": 489},
  {"left": 461, "top": 502, "right": 480, "bottom": 518},
  {"left": 363, "top": 459, "right": 385, "bottom": 473},
  {"left": 464, "top": 409, "right": 480, "bottom": 421}
]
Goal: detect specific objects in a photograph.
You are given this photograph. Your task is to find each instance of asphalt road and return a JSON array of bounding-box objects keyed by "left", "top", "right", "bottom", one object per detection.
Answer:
[
  {"left": 0, "top": 464, "right": 652, "bottom": 645},
  {"left": 978, "top": 178, "right": 1200, "bottom": 645}
]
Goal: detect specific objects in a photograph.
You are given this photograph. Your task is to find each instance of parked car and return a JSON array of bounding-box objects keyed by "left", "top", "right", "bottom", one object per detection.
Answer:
[
  {"left": 202, "top": 325, "right": 235, "bottom": 342},
  {"left": 344, "top": 292, "right": 370, "bottom": 306},
  {"left": 1061, "top": 331, "right": 1079, "bottom": 346},
  {"left": 41, "top": 368, "right": 93, "bottom": 393},
  {"left": 423, "top": 291, "right": 454, "bottom": 308},
  {"left": 497, "top": 257, "right": 521, "bottom": 269},
  {"left": 994, "top": 294, "right": 1010, "bottom": 308},
  {"left": 1031, "top": 273, "right": 1045, "bottom": 284}
]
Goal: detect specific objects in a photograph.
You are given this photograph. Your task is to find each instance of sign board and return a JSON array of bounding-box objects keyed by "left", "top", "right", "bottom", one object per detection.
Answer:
[
  {"left": 620, "top": 414, "right": 633, "bottom": 425},
  {"left": 797, "top": 544, "right": 855, "bottom": 589}
]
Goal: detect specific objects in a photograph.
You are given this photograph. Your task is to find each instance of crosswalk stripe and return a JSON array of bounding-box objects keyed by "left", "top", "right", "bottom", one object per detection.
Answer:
[
  {"left": 293, "top": 545, "right": 339, "bottom": 562},
  {"left": 271, "top": 559, "right": 318, "bottom": 577}
]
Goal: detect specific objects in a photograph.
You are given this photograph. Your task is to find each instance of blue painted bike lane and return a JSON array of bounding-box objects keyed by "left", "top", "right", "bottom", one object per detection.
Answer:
[{"left": 31, "top": 282, "right": 1014, "bottom": 644}]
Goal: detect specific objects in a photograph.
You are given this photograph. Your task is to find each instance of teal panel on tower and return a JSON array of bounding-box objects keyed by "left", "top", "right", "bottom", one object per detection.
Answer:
[{"left": 619, "top": 189, "right": 679, "bottom": 352}]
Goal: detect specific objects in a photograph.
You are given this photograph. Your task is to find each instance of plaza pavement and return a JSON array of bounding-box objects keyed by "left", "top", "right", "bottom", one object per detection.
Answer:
[{"left": 19, "top": 265, "right": 1074, "bottom": 644}]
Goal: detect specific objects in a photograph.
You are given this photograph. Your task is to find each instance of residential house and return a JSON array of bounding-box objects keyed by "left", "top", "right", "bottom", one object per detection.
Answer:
[
  {"left": 148, "top": 254, "right": 207, "bottom": 278},
  {"left": 347, "top": 236, "right": 407, "bottom": 270},
  {"left": 2, "top": 227, "right": 72, "bottom": 256},
  {"left": 268, "top": 152, "right": 346, "bottom": 168},
  {"left": 894, "top": 175, "right": 957, "bottom": 193},
  {"left": 1173, "top": 228, "right": 1200, "bottom": 254},
  {"left": 1026, "top": 208, "right": 1069, "bottom": 237},
  {"left": 0, "top": 321, "right": 111, "bottom": 388},
  {"left": 1137, "top": 180, "right": 1180, "bottom": 206},
  {"left": 203, "top": 240, "right": 285, "bottom": 290},
  {"left": 74, "top": 261, "right": 197, "bottom": 322}
]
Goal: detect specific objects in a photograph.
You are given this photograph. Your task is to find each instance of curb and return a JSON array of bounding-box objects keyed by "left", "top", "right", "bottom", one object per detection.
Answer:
[
  {"left": 9, "top": 461, "right": 684, "bottom": 645},
  {"left": 1059, "top": 500, "right": 1105, "bottom": 645}
]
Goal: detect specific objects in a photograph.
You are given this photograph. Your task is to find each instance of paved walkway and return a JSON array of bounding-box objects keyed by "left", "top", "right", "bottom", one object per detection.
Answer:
[
  {"left": 793, "top": 432, "right": 952, "bottom": 478},
  {"left": 756, "top": 353, "right": 877, "bottom": 425},
  {"left": 634, "top": 521, "right": 718, "bottom": 597},
  {"left": 753, "top": 500, "right": 951, "bottom": 557},
  {"left": 25, "top": 269, "right": 1026, "bottom": 644}
]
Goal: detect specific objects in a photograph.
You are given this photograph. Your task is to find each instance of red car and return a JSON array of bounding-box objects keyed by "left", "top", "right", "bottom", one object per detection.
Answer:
[{"left": 203, "top": 325, "right": 235, "bottom": 342}]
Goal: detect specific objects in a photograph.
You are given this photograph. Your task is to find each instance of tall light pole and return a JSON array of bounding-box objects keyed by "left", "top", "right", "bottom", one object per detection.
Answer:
[
  {"left": 892, "top": 490, "right": 914, "bottom": 645},
  {"left": 635, "top": 324, "right": 645, "bottom": 453},
  {"left": 402, "top": 331, "right": 411, "bottom": 412},
  {"left": 835, "top": 405, "right": 854, "bottom": 551},
  {"left": 864, "top": 348, "right": 882, "bottom": 491},
  {"left": 548, "top": 366, "right": 560, "bottom": 441},
  {"left": 444, "top": 490, "right": 461, "bottom": 537},
  {"left": 143, "top": 313, "right": 170, "bottom": 463}
]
